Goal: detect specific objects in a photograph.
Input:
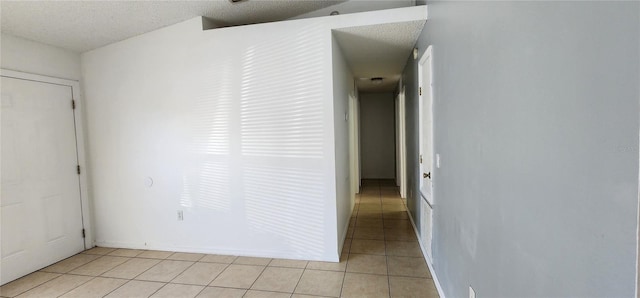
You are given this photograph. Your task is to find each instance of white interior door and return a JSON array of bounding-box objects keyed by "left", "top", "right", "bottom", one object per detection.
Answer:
[
  {"left": 394, "top": 86, "right": 408, "bottom": 199},
  {"left": 1, "top": 76, "right": 85, "bottom": 285},
  {"left": 419, "top": 47, "right": 434, "bottom": 205},
  {"left": 399, "top": 86, "right": 407, "bottom": 199},
  {"left": 395, "top": 95, "right": 401, "bottom": 187}
]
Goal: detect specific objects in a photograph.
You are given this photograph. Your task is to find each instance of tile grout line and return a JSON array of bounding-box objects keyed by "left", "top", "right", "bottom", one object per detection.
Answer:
[
  {"left": 1, "top": 272, "right": 61, "bottom": 297},
  {"left": 242, "top": 262, "right": 270, "bottom": 296},
  {"left": 290, "top": 264, "right": 306, "bottom": 297},
  {"left": 82, "top": 253, "right": 171, "bottom": 298},
  {"left": 54, "top": 274, "right": 97, "bottom": 298}
]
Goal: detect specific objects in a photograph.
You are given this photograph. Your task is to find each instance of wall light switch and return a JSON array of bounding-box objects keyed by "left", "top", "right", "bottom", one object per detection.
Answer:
[
  {"left": 436, "top": 154, "right": 441, "bottom": 168},
  {"left": 177, "top": 210, "right": 184, "bottom": 221}
]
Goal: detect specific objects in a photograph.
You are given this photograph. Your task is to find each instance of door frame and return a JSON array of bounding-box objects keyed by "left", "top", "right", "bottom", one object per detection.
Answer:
[
  {"left": 418, "top": 46, "right": 435, "bottom": 206},
  {"left": 1, "top": 69, "right": 93, "bottom": 249}
]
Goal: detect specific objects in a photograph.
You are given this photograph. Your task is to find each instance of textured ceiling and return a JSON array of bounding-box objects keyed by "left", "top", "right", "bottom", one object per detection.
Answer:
[
  {"left": 0, "top": 0, "right": 343, "bottom": 52},
  {"left": 333, "top": 20, "right": 426, "bottom": 93}
]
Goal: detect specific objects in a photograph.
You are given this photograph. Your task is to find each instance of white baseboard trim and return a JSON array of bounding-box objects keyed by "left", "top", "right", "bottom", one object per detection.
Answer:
[
  {"left": 93, "top": 240, "right": 338, "bottom": 262},
  {"left": 407, "top": 209, "right": 446, "bottom": 298}
]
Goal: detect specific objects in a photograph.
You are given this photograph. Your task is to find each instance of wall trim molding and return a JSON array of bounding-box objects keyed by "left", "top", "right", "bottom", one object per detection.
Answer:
[{"left": 407, "top": 207, "right": 446, "bottom": 298}]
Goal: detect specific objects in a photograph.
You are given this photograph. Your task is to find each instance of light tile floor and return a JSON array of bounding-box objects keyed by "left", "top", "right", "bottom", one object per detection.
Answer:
[{"left": 0, "top": 179, "right": 439, "bottom": 298}]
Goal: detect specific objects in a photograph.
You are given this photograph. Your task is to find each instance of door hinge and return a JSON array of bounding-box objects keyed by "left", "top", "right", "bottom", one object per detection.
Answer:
[
  {"left": 82, "top": 229, "right": 86, "bottom": 238},
  {"left": 72, "top": 99, "right": 76, "bottom": 110},
  {"left": 77, "top": 165, "right": 81, "bottom": 175},
  {"left": 420, "top": 154, "right": 423, "bottom": 164},
  {"left": 419, "top": 87, "right": 422, "bottom": 96}
]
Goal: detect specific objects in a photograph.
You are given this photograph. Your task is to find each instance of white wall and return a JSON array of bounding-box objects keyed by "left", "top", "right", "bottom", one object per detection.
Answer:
[
  {"left": 360, "top": 93, "right": 396, "bottom": 179},
  {"left": 403, "top": 1, "right": 639, "bottom": 297},
  {"left": 331, "top": 35, "right": 355, "bottom": 251},
  {"left": 289, "top": 0, "right": 415, "bottom": 20},
  {"left": 81, "top": 7, "right": 427, "bottom": 261},
  {"left": 1, "top": 33, "right": 81, "bottom": 80}
]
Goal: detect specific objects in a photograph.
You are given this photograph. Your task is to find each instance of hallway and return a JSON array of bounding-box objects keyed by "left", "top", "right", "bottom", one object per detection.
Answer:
[
  {"left": 341, "top": 179, "right": 438, "bottom": 297},
  {"left": 0, "top": 180, "right": 438, "bottom": 298}
]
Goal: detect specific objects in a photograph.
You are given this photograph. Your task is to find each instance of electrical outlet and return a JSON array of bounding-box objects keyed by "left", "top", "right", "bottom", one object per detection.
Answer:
[
  {"left": 177, "top": 210, "right": 184, "bottom": 221},
  {"left": 469, "top": 286, "right": 476, "bottom": 298}
]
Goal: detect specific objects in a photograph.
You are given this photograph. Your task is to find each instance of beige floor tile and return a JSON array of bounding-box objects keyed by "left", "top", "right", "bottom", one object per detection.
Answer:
[
  {"left": 291, "top": 295, "right": 327, "bottom": 298},
  {"left": 168, "top": 252, "right": 205, "bottom": 262},
  {"left": 150, "top": 283, "right": 204, "bottom": 298},
  {"left": 59, "top": 277, "right": 127, "bottom": 298},
  {"left": 102, "top": 257, "right": 161, "bottom": 279},
  {"left": 383, "top": 206, "right": 406, "bottom": 214},
  {"left": 16, "top": 275, "right": 92, "bottom": 298},
  {"left": 306, "top": 260, "right": 346, "bottom": 272},
  {"left": 381, "top": 198, "right": 404, "bottom": 205},
  {"left": 108, "top": 248, "right": 145, "bottom": 257},
  {"left": 251, "top": 267, "right": 303, "bottom": 293},
  {"left": 385, "top": 241, "right": 423, "bottom": 257},
  {"left": 195, "top": 286, "right": 246, "bottom": 298},
  {"left": 82, "top": 247, "right": 117, "bottom": 256},
  {"left": 358, "top": 203, "right": 381, "bottom": 209},
  {"left": 269, "top": 258, "right": 308, "bottom": 269},
  {"left": 341, "top": 239, "right": 352, "bottom": 255},
  {"left": 357, "top": 210, "right": 383, "bottom": 219},
  {"left": 138, "top": 250, "right": 173, "bottom": 259},
  {"left": 383, "top": 211, "right": 410, "bottom": 220},
  {"left": 384, "top": 220, "right": 412, "bottom": 230},
  {"left": 384, "top": 229, "right": 417, "bottom": 241},
  {"left": 135, "top": 260, "right": 194, "bottom": 282},
  {"left": 381, "top": 194, "right": 401, "bottom": 200},
  {"left": 346, "top": 254, "right": 387, "bottom": 275},
  {"left": 0, "top": 272, "right": 61, "bottom": 297},
  {"left": 200, "top": 254, "right": 237, "bottom": 264},
  {"left": 358, "top": 205, "right": 382, "bottom": 212},
  {"left": 294, "top": 270, "right": 343, "bottom": 297},
  {"left": 209, "top": 264, "right": 265, "bottom": 289},
  {"left": 341, "top": 273, "right": 389, "bottom": 298},
  {"left": 244, "top": 290, "right": 292, "bottom": 298},
  {"left": 389, "top": 276, "right": 438, "bottom": 298},
  {"left": 353, "top": 227, "right": 385, "bottom": 240},
  {"left": 359, "top": 201, "right": 382, "bottom": 206},
  {"left": 172, "top": 262, "right": 228, "bottom": 285},
  {"left": 350, "top": 239, "right": 386, "bottom": 255},
  {"left": 69, "top": 256, "right": 130, "bottom": 276},
  {"left": 356, "top": 219, "right": 383, "bottom": 228},
  {"left": 41, "top": 254, "right": 101, "bottom": 273},
  {"left": 104, "top": 280, "right": 165, "bottom": 298},
  {"left": 387, "top": 256, "right": 431, "bottom": 278},
  {"left": 234, "top": 256, "right": 272, "bottom": 266}
]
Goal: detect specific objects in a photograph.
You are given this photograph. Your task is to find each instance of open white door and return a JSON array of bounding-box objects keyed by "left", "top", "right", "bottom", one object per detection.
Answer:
[
  {"left": 349, "top": 92, "right": 360, "bottom": 195},
  {"left": 419, "top": 47, "right": 434, "bottom": 205},
  {"left": 418, "top": 46, "right": 434, "bottom": 262},
  {"left": 395, "top": 85, "right": 408, "bottom": 199},
  {"left": 1, "top": 76, "right": 86, "bottom": 285}
]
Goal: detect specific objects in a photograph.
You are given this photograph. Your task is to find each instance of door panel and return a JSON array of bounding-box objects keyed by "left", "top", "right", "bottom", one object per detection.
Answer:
[
  {"left": 419, "top": 48, "right": 434, "bottom": 205},
  {"left": 1, "top": 77, "right": 85, "bottom": 285}
]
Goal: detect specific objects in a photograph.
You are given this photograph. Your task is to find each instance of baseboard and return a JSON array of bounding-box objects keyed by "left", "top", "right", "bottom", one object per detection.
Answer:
[
  {"left": 407, "top": 209, "right": 446, "bottom": 298},
  {"left": 339, "top": 213, "right": 352, "bottom": 256},
  {"left": 93, "top": 240, "right": 338, "bottom": 262}
]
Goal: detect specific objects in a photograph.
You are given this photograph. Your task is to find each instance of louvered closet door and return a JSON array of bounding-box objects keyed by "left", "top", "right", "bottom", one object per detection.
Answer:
[{"left": 1, "top": 76, "right": 85, "bottom": 285}]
